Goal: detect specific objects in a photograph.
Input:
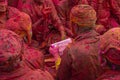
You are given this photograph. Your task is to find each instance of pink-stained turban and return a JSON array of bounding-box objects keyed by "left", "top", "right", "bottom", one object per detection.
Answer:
[
  {"left": 70, "top": 4, "right": 97, "bottom": 28},
  {"left": 6, "top": 12, "right": 32, "bottom": 43},
  {"left": 0, "top": 29, "right": 23, "bottom": 69}
]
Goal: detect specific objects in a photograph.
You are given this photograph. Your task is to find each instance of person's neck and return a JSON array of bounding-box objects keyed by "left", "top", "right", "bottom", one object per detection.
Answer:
[{"left": 75, "top": 26, "right": 92, "bottom": 35}]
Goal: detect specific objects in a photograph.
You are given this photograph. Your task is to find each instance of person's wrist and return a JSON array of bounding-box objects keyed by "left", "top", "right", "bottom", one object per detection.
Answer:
[{"left": 54, "top": 53, "right": 60, "bottom": 59}]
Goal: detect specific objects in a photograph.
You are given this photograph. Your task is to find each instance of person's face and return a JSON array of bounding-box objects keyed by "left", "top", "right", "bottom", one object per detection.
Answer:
[{"left": 0, "top": 0, "right": 7, "bottom": 12}]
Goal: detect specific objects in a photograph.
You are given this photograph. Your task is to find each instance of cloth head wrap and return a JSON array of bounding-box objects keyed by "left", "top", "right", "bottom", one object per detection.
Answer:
[
  {"left": 100, "top": 28, "right": 120, "bottom": 66},
  {"left": 0, "top": 29, "right": 23, "bottom": 68},
  {"left": 6, "top": 12, "right": 32, "bottom": 43},
  {"left": 70, "top": 4, "right": 97, "bottom": 28}
]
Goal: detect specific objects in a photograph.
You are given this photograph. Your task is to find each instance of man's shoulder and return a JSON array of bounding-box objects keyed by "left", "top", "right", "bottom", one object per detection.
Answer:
[{"left": 66, "top": 39, "right": 99, "bottom": 55}]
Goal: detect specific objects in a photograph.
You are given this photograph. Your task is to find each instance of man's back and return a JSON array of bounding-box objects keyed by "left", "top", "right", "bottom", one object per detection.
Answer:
[{"left": 57, "top": 30, "right": 103, "bottom": 80}]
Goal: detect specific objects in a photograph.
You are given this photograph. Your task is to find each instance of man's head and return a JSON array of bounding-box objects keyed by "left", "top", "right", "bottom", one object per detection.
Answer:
[
  {"left": 70, "top": 4, "right": 97, "bottom": 28},
  {"left": 0, "top": 0, "right": 7, "bottom": 12},
  {"left": 100, "top": 28, "right": 120, "bottom": 67},
  {"left": 0, "top": 29, "right": 23, "bottom": 72},
  {"left": 6, "top": 12, "right": 32, "bottom": 44}
]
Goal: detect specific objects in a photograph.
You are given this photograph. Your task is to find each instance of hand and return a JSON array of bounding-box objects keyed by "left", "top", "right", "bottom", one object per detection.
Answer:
[
  {"left": 49, "top": 46, "right": 59, "bottom": 58},
  {"left": 49, "top": 46, "right": 61, "bottom": 70},
  {"left": 42, "top": 3, "right": 52, "bottom": 18}
]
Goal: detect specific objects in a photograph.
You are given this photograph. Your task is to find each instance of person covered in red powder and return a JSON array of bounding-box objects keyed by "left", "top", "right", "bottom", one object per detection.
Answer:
[
  {"left": 0, "top": 0, "right": 47, "bottom": 72},
  {"left": 23, "top": 45, "right": 45, "bottom": 70},
  {"left": 6, "top": 14, "right": 46, "bottom": 70},
  {"left": 5, "top": 11, "right": 45, "bottom": 70},
  {"left": 0, "top": 0, "right": 33, "bottom": 44},
  {"left": 0, "top": 29, "right": 54, "bottom": 80},
  {"left": 18, "top": 0, "right": 66, "bottom": 49},
  {"left": 0, "top": 0, "right": 19, "bottom": 28},
  {"left": 81, "top": 0, "right": 120, "bottom": 34},
  {"left": 56, "top": 0, "right": 88, "bottom": 37},
  {"left": 5, "top": 12, "right": 32, "bottom": 44},
  {"left": 89, "top": 0, "right": 120, "bottom": 34},
  {"left": 57, "top": 0, "right": 120, "bottom": 35},
  {"left": 50, "top": 4, "right": 104, "bottom": 80},
  {"left": 96, "top": 28, "right": 120, "bottom": 80}
]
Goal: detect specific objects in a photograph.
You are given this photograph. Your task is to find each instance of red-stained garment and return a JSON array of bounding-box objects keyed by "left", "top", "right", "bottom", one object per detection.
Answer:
[
  {"left": 0, "top": 62, "right": 54, "bottom": 80},
  {"left": 57, "top": 30, "right": 104, "bottom": 80},
  {"left": 23, "top": 45, "right": 44, "bottom": 70},
  {"left": 17, "top": 0, "right": 63, "bottom": 45},
  {"left": 97, "top": 70, "right": 120, "bottom": 80},
  {"left": 0, "top": 29, "right": 54, "bottom": 80}
]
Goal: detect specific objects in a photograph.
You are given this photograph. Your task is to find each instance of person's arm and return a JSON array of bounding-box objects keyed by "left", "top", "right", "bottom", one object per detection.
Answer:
[
  {"left": 56, "top": 47, "right": 72, "bottom": 80},
  {"left": 49, "top": 46, "right": 61, "bottom": 70},
  {"left": 56, "top": 0, "right": 67, "bottom": 27},
  {"left": 46, "top": 0, "right": 66, "bottom": 39}
]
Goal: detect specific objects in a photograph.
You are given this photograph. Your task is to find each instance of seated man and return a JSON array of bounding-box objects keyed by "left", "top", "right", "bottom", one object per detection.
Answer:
[
  {"left": 1, "top": 0, "right": 45, "bottom": 71},
  {"left": 0, "top": 29, "right": 54, "bottom": 80},
  {"left": 0, "top": 0, "right": 32, "bottom": 44},
  {"left": 5, "top": 12, "right": 32, "bottom": 44},
  {"left": 97, "top": 28, "right": 120, "bottom": 80},
  {"left": 50, "top": 4, "right": 104, "bottom": 80},
  {"left": 18, "top": 0, "right": 66, "bottom": 49}
]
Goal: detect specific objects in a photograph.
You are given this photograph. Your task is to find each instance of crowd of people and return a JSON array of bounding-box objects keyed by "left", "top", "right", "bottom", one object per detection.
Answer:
[{"left": 0, "top": 0, "right": 120, "bottom": 80}]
